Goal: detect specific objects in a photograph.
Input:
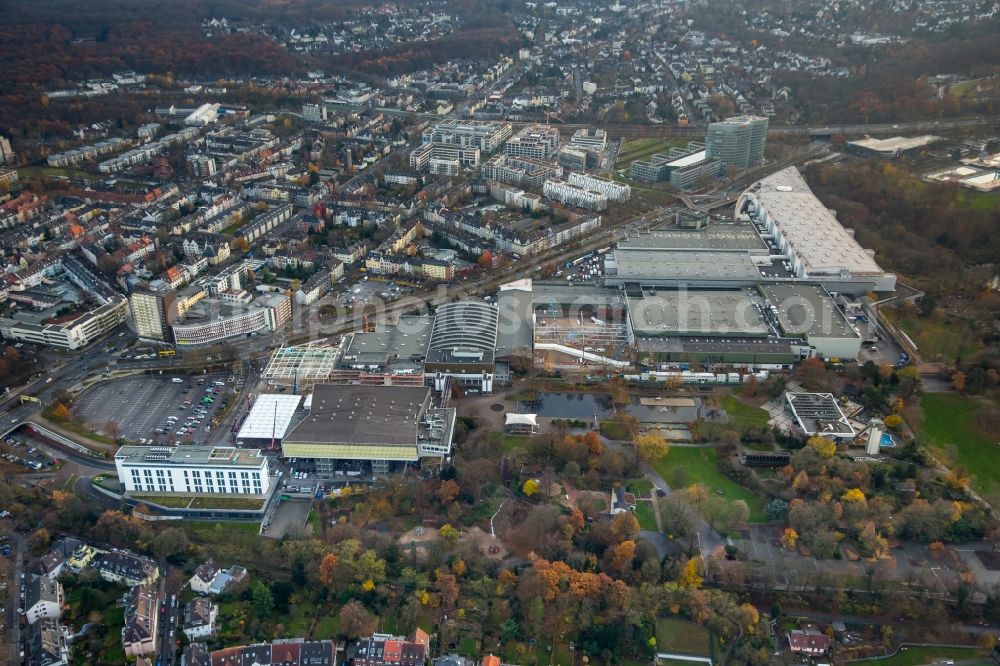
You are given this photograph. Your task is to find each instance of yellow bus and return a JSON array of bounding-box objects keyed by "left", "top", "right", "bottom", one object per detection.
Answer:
[{"left": 158, "top": 349, "right": 176, "bottom": 357}]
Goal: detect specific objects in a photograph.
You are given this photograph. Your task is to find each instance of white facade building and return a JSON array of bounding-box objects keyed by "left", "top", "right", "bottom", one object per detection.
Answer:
[
  {"left": 566, "top": 172, "right": 631, "bottom": 202},
  {"left": 114, "top": 446, "right": 272, "bottom": 496},
  {"left": 543, "top": 179, "right": 608, "bottom": 211}
]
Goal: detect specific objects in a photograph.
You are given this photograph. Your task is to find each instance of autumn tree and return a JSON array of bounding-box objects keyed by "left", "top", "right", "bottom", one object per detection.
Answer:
[
  {"left": 339, "top": 601, "right": 377, "bottom": 639},
  {"left": 439, "top": 523, "right": 459, "bottom": 544},
  {"left": 435, "top": 569, "right": 460, "bottom": 608},
  {"left": 437, "top": 479, "right": 460, "bottom": 504},
  {"left": 319, "top": 553, "right": 339, "bottom": 588},
  {"left": 610, "top": 511, "right": 640, "bottom": 543},
  {"left": 522, "top": 479, "right": 539, "bottom": 497},
  {"left": 678, "top": 558, "right": 703, "bottom": 588},
  {"left": 780, "top": 527, "right": 798, "bottom": 551},
  {"left": 806, "top": 435, "right": 837, "bottom": 459},
  {"left": 635, "top": 431, "right": 669, "bottom": 462}
]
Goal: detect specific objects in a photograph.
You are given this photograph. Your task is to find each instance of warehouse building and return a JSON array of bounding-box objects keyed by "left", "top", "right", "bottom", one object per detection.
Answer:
[
  {"left": 735, "top": 167, "right": 896, "bottom": 293},
  {"left": 756, "top": 283, "right": 861, "bottom": 360},
  {"left": 425, "top": 301, "right": 499, "bottom": 394},
  {"left": 281, "top": 385, "right": 456, "bottom": 475},
  {"left": 236, "top": 394, "right": 305, "bottom": 448}
]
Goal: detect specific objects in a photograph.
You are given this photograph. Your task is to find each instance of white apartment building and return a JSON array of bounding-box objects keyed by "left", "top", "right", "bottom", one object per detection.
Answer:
[
  {"left": 115, "top": 446, "right": 272, "bottom": 496},
  {"left": 24, "top": 575, "right": 64, "bottom": 625},
  {"left": 171, "top": 292, "right": 290, "bottom": 346},
  {"left": 504, "top": 124, "right": 560, "bottom": 159},
  {"left": 566, "top": 172, "right": 631, "bottom": 203},
  {"left": 409, "top": 142, "right": 481, "bottom": 175},
  {"left": 130, "top": 290, "right": 177, "bottom": 341},
  {"left": 569, "top": 128, "right": 608, "bottom": 151},
  {"left": 422, "top": 119, "right": 512, "bottom": 154},
  {"left": 543, "top": 179, "right": 608, "bottom": 211}
]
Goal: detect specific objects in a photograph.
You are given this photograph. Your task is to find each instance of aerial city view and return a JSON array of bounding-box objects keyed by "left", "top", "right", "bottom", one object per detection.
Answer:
[{"left": 0, "top": 0, "right": 999, "bottom": 664}]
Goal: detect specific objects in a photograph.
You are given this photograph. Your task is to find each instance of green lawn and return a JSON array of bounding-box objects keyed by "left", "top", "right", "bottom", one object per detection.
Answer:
[
  {"left": 312, "top": 612, "right": 340, "bottom": 639},
  {"left": 721, "top": 396, "right": 770, "bottom": 430},
  {"left": 617, "top": 137, "right": 689, "bottom": 168},
  {"left": 284, "top": 601, "right": 318, "bottom": 637},
  {"left": 655, "top": 618, "right": 711, "bottom": 656},
  {"left": 307, "top": 508, "right": 321, "bottom": 534},
  {"left": 102, "top": 606, "right": 126, "bottom": 664},
  {"left": 626, "top": 478, "right": 654, "bottom": 496},
  {"left": 921, "top": 394, "right": 1000, "bottom": 496},
  {"left": 883, "top": 307, "right": 982, "bottom": 363},
  {"left": 599, "top": 419, "right": 632, "bottom": 440},
  {"left": 650, "top": 447, "right": 767, "bottom": 522},
  {"left": 501, "top": 434, "right": 533, "bottom": 452},
  {"left": 181, "top": 520, "right": 261, "bottom": 541},
  {"left": 856, "top": 646, "right": 984, "bottom": 665},
  {"left": 634, "top": 500, "right": 658, "bottom": 531}
]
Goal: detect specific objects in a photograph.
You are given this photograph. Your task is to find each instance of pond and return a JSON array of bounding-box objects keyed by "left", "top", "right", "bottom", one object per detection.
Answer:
[{"left": 517, "top": 392, "right": 613, "bottom": 419}]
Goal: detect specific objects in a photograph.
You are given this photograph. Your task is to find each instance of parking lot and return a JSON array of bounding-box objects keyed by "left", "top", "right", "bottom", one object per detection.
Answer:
[
  {"left": 1, "top": 434, "right": 57, "bottom": 471},
  {"left": 73, "top": 374, "right": 231, "bottom": 444}
]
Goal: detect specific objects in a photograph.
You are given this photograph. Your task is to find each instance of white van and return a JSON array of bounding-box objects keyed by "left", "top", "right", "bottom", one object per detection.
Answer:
[{"left": 171, "top": 378, "right": 183, "bottom": 383}]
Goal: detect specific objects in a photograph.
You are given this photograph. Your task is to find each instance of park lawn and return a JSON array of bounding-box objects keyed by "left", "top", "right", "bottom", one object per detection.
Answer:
[
  {"left": 856, "top": 646, "right": 985, "bottom": 665},
  {"left": 634, "top": 500, "right": 658, "bottom": 531},
  {"left": 502, "top": 434, "right": 533, "bottom": 452},
  {"left": 721, "top": 395, "right": 770, "bottom": 430},
  {"left": 882, "top": 307, "right": 982, "bottom": 363},
  {"left": 921, "top": 394, "right": 1000, "bottom": 496},
  {"left": 650, "top": 447, "right": 767, "bottom": 522},
  {"left": 656, "top": 618, "right": 711, "bottom": 656}
]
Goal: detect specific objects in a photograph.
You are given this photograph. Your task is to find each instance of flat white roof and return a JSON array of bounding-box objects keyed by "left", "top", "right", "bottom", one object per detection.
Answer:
[
  {"left": 745, "top": 167, "right": 885, "bottom": 276},
  {"left": 237, "top": 393, "right": 303, "bottom": 441},
  {"left": 667, "top": 149, "right": 708, "bottom": 168},
  {"left": 848, "top": 135, "right": 941, "bottom": 152}
]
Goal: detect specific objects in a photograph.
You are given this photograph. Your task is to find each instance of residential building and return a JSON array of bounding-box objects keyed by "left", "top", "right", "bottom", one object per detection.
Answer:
[
  {"left": 122, "top": 582, "right": 160, "bottom": 658},
  {"left": 36, "top": 537, "right": 86, "bottom": 581},
  {"left": 207, "top": 640, "right": 335, "bottom": 664},
  {"left": 787, "top": 629, "right": 830, "bottom": 655},
  {"left": 566, "top": 172, "right": 630, "bottom": 202},
  {"left": 130, "top": 289, "right": 178, "bottom": 342},
  {"left": 302, "top": 103, "right": 328, "bottom": 123},
  {"left": 182, "top": 597, "right": 218, "bottom": 640},
  {"left": 481, "top": 154, "right": 563, "bottom": 189},
  {"left": 569, "top": 128, "right": 607, "bottom": 151},
  {"left": 504, "top": 124, "right": 560, "bottom": 159},
  {"left": 28, "top": 619, "right": 70, "bottom": 666},
  {"left": 24, "top": 575, "right": 64, "bottom": 624},
  {"left": 409, "top": 142, "right": 481, "bottom": 175},
  {"left": 705, "top": 115, "right": 768, "bottom": 170},
  {"left": 181, "top": 643, "right": 210, "bottom": 666},
  {"left": 95, "top": 549, "right": 159, "bottom": 587},
  {"left": 115, "top": 445, "right": 273, "bottom": 496},
  {"left": 170, "top": 291, "right": 291, "bottom": 346},
  {"left": 543, "top": 179, "right": 608, "bottom": 211},
  {"left": 350, "top": 629, "right": 430, "bottom": 666},
  {"left": 0, "top": 135, "right": 14, "bottom": 164},
  {"left": 188, "top": 560, "right": 221, "bottom": 594},
  {"left": 422, "top": 119, "right": 512, "bottom": 154}
]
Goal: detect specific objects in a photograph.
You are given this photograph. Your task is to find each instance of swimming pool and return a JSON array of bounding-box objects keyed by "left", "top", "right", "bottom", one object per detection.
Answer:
[{"left": 880, "top": 433, "right": 896, "bottom": 448}]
